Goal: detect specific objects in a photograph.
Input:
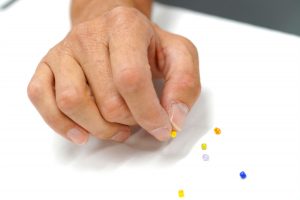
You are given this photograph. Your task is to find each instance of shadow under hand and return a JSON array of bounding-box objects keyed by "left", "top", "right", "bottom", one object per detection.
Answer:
[{"left": 53, "top": 88, "right": 213, "bottom": 171}]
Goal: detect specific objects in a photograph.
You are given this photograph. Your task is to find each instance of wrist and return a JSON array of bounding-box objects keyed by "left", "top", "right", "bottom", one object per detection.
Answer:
[{"left": 71, "top": 0, "right": 152, "bottom": 25}]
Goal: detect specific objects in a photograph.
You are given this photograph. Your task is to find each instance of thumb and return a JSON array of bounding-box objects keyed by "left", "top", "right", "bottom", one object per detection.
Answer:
[{"left": 157, "top": 31, "right": 201, "bottom": 131}]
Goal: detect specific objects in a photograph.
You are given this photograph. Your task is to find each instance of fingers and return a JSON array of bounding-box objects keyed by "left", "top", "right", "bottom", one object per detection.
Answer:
[
  {"left": 74, "top": 43, "right": 136, "bottom": 126},
  {"left": 158, "top": 31, "right": 201, "bottom": 131},
  {"left": 45, "top": 48, "right": 131, "bottom": 141},
  {"left": 27, "top": 62, "right": 89, "bottom": 145},
  {"left": 109, "top": 31, "right": 172, "bottom": 141}
]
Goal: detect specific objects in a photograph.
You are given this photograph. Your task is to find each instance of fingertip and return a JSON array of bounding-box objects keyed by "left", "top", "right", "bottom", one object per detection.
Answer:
[
  {"left": 149, "top": 126, "right": 172, "bottom": 142},
  {"left": 168, "top": 102, "right": 189, "bottom": 131},
  {"left": 111, "top": 130, "right": 131, "bottom": 143},
  {"left": 66, "top": 128, "right": 89, "bottom": 145}
]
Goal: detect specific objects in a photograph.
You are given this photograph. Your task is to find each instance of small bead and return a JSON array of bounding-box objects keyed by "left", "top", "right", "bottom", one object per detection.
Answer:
[
  {"left": 214, "top": 127, "right": 221, "bottom": 135},
  {"left": 201, "top": 143, "right": 207, "bottom": 150},
  {"left": 240, "top": 171, "right": 247, "bottom": 179},
  {"left": 171, "top": 130, "right": 177, "bottom": 138},
  {"left": 178, "top": 189, "right": 184, "bottom": 198},
  {"left": 202, "top": 154, "right": 209, "bottom": 161}
]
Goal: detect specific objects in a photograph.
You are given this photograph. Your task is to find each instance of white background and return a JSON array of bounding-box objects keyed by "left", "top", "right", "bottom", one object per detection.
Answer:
[{"left": 0, "top": 0, "right": 299, "bottom": 199}]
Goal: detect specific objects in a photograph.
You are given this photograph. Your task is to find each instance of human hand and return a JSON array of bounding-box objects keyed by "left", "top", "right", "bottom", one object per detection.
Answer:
[{"left": 27, "top": 7, "right": 200, "bottom": 144}]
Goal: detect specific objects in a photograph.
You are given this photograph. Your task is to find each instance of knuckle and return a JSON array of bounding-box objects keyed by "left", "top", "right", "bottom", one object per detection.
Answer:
[
  {"left": 186, "top": 39, "right": 197, "bottom": 53},
  {"left": 56, "top": 88, "right": 84, "bottom": 113},
  {"left": 179, "top": 74, "right": 201, "bottom": 97},
  {"left": 101, "top": 97, "right": 129, "bottom": 122},
  {"left": 71, "top": 23, "right": 91, "bottom": 41},
  {"left": 69, "top": 22, "right": 107, "bottom": 53},
  {"left": 178, "top": 36, "right": 199, "bottom": 59},
  {"left": 115, "top": 68, "right": 146, "bottom": 93},
  {"left": 27, "top": 79, "right": 43, "bottom": 104},
  {"left": 46, "top": 44, "right": 72, "bottom": 61}
]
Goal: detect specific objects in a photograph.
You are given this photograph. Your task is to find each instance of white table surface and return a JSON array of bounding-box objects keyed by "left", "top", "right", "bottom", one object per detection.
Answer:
[{"left": 0, "top": 0, "right": 299, "bottom": 199}]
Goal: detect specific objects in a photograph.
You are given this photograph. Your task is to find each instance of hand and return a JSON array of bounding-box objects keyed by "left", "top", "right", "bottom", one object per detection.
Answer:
[{"left": 27, "top": 7, "right": 201, "bottom": 144}]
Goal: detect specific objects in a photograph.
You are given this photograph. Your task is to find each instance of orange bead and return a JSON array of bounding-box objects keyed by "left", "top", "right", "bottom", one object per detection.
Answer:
[{"left": 214, "top": 127, "right": 221, "bottom": 135}]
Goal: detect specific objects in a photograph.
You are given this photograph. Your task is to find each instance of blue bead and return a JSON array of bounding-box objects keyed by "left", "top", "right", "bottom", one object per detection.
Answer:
[{"left": 240, "top": 171, "right": 247, "bottom": 179}]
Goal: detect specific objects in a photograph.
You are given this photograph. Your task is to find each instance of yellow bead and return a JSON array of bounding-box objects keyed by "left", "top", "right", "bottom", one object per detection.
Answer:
[
  {"left": 201, "top": 143, "right": 207, "bottom": 150},
  {"left": 171, "top": 130, "right": 177, "bottom": 138},
  {"left": 214, "top": 127, "right": 221, "bottom": 135},
  {"left": 178, "top": 189, "right": 184, "bottom": 198}
]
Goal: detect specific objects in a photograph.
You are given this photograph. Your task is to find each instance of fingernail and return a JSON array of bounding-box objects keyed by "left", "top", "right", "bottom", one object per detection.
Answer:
[
  {"left": 67, "top": 128, "right": 88, "bottom": 145},
  {"left": 112, "top": 131, "right": 130, "bottom": 143},
  {"left": 169, "top": 103, "right": 189, "bottom": 131},
  {"left": 149, "top": 127, "right": 171, "bottom": 141}
]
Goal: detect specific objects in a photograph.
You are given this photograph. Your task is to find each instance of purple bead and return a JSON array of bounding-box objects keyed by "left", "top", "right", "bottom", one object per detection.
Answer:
[{"left": 202, "top": 154, "right": 209, "bottom": 161}]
